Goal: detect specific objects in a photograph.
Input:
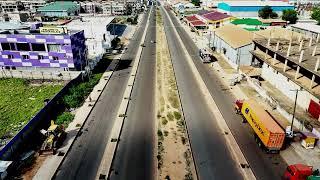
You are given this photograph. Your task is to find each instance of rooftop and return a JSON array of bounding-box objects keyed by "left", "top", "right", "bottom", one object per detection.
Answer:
[
  {"left": 231, "top": 18, "right": 263, "bottom": 26},
  {"left": 218, "top": 1, "right": 293, "bottom": 7},
  {"left": 214, "top": 24, "right": 253, "bottom": 48},
  {"left": 0, "top": 22, "right": 29, "bottom": 30},
  {"left": 37, "top": 1, "right": 79, "bottom": 12},
  {"left": 185, "top": 15, "right": 200, "bottom": 22},
  {"left": 201, "top": 11, "right": 231, "bottom": 21},
  {"left": 291, "top": 23, "right": 320, "bottom": 34}
]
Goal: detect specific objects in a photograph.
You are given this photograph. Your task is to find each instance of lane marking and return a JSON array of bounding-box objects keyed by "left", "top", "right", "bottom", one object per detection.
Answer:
[{"left": 95, "top": 7, "right": 153, "bottom": 180}]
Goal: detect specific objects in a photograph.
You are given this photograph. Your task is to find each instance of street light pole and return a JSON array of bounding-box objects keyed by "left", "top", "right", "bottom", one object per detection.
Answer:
[{"left": 290, "top": 89, "right": 303, "bottom": 132}]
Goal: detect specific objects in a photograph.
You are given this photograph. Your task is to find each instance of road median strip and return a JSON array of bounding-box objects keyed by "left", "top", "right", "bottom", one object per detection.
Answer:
[{"left": 161, "top": 5, "right": 256, "bottom": 180}]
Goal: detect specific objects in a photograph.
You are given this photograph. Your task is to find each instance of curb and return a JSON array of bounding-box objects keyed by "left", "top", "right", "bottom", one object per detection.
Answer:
[{"left": 51, "top": 62, "right": 118, "bottom": 179}]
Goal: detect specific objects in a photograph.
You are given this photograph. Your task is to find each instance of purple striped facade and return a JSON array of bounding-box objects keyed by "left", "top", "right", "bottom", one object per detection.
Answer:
[{"left": 0, "top": 30, "right": 86, "bottom": 70}]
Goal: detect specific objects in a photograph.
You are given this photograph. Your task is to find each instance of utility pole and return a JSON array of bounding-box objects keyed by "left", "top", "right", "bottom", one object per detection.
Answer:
[
  {"left": 290, "top": 89, "right": 303, "bottom": 132},
  {"left": 208, "top": 30, "right": 212, "bottom": 48}
]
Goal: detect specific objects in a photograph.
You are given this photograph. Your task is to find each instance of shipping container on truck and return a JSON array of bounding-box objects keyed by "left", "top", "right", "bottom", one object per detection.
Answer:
[{"left": 241, "top": 99, "right": 285, "bottom": 153}]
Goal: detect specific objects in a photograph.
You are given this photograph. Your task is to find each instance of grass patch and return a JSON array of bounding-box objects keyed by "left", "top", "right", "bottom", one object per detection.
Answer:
[
  {"left": 167, "top": 112, "right": 174, "bottom": 121},
  {"left": 174, "top": 111, "right": 181, "bottom": 120},
  {"left": 0, "top": 78, "right": 63, "bottom": 138},
  {"left": 162, "top": 118, "right": 168, "bottom": 125},
  {"left": 168, "top": 92, "right": 179, "bottom": 109},
  {"left": 164, "top": 130, "right": 169, "bottom": 137},
  {"left": 63, "top": 56, "right": 112, "bottom": 109},
  {"left": 56, "top": 112, "right": 75, "bottom": 127}
]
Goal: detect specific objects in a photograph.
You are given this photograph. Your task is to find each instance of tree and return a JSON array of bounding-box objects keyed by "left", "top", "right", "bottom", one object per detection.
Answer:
[
  {"left": 311, "top": 7, "right": 320, "bottom": 25},
  {"left": 259, "top": 6, "right": 278, "bottom": 19},
  {"left": 191, "top": 0, "right": 200, "bottom": 7},
  {"left": 282, "top": 9, "right": 298, "bottom": 24}
]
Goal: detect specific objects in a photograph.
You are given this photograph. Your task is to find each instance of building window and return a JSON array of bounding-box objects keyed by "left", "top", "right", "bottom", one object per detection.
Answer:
[
  {"left": 52, "top": 56, "right": 59, "bottom": 61},
  {"left": 47, "top": 44, "right": 61, "bottom": 52},
  {"left": 17, "top": 43, "right": 31, "bottom": 51},
  {"left": 1, "top": 43, "right": 16, "bottom": 50},
  {"left": 8, "top": 54, "right": 13, "bottom": 59},
  {"left": 38, "top": 55, "right": 44, "bottom": 60},
  {"left": 32, "top": 43, "right": 46, "bottom": 51},
  {"left": 22, "top": 55, "right": 29, "bottom": 60}
]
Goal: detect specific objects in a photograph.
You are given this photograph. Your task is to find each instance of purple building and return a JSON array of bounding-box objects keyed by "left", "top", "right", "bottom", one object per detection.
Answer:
[{"left": 0, "top": 24, "right": 86, "bottom": 71}]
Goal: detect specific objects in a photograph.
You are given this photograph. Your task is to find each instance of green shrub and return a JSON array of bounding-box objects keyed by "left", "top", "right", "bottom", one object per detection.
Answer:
[
  {"left": 174, "top": 111, "right": 181, "bottom": 120},
  {"left": 56, "top": 112, "right": 74, "bottom": 126}
]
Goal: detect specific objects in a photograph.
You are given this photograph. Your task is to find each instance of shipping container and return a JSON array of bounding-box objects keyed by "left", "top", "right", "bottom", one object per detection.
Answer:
[{"left": 241, "top": 99, "right": 285, "bottom": 152}]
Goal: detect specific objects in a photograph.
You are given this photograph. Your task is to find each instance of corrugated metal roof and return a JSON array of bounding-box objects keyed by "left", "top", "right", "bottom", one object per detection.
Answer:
[
  {"left": 191, "top": 20, "right": 206, "bottom": 26},
  {"left": 214, "top": 24, "right": 253, "bottom": 49},
  {"left": 231, "top": 18, "right": 262, "bottom": 25},
  {"left": 37, "top": 1, "right": 79, "bottom": 12},
  {"left": 219, "top": 1, "right": 293, "bottom": 7},
  {"left": 201, "top": 11, "right": 231, "bottom": 21},
  {"left": 185, "top": 15, "right": 199, "bottom": 22}
]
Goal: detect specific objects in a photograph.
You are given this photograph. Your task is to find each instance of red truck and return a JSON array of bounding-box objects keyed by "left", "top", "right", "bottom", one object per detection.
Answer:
[{"left": 283, "top": 164, "right": 320, "bottom": 180}]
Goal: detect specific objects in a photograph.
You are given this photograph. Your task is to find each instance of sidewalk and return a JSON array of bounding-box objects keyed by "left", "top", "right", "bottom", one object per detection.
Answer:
[
  {"left": 33, "top": 19, "right": 139, "bottom": 180},
  {"left": 177, "top": 15, "right": 320, "bottom": 171}
]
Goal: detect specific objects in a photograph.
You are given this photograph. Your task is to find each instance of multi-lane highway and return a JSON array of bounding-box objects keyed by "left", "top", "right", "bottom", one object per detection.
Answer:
[
  {"left": 53, "top": 3, "right": 288, "bottom": 180},
  {"left": 108, "top": 6, "right": 156, "bottom": 180},
  {"left": 53, "top": 8, "right": 152, "bottom": 180},
  {"left": 162, "top": 4, "right": 288, "bottom": 180}
]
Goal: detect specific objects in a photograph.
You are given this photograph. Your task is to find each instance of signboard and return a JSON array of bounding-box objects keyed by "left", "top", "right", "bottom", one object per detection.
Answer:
[{"left": 40, "top": 27, "right": 66, "bottom": 34}]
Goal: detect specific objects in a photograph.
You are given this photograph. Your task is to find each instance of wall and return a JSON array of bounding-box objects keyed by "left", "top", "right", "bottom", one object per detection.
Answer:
[
  {"left": 0, "top": 73, "right": 82, "bottom": 160},
  {"left": 291, "top": 27, "right": 319, "bottom": 40},
  {"left": 0, "top": 69, "right": 80, "bottom": 80},
  {"left": 70, "top": 30, "right": 86, "bottom": 70},
  {"left": 261, "top": 63, "right": 320, "bottom": 110},
  {"left": 218, "top": 3, "right": 293, "bottom": 17},
  {"left": 0, "top": 31, "right": 86, "bottom": 71}
]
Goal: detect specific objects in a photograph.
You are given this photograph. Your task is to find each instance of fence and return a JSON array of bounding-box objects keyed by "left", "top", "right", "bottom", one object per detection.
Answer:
[
  {"left": 0, "top": 73, "right": 82, "bottom": 160},
  {"left": 0, "top": 69, "right": 81, "bottom": 81}
]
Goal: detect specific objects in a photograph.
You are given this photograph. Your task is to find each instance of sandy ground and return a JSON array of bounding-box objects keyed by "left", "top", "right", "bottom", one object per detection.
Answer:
[
  {"left": 21, "top": 154, "right": 48, "bottom": 180},
  {"left": 156, "top": 10, "right": 196, "bottom": 180}
]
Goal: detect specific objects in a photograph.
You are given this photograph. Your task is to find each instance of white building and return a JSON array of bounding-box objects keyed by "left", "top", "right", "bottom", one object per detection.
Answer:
[
  {"left": 80, "top": 1, "right": 96, "bottom": 13},
  {"left": 0, "top": 1, "right": 22, "bottom": 12},
  {"left": 66, "top": 16, "right": 115, "bottom": 59},
  {"left": 0, "top": 0, "right": 46, "bottom": 13},
  {"left": 21, "top": 0, "right": 46, "bottom": 12},
  {"left": 101, "top": 1, "right": 126, "bottom": 15},
  {"left": 217, "top": 1, "right": 294, "bottom": 18},
  {"left": 291, "top": 23, "right": 320, "bottom": 40},
  {"left": 211, "top": 24, "right": 253, "bottom": 68}
]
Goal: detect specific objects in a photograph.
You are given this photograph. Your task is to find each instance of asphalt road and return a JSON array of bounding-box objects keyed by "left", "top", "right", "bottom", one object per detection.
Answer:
[
  {"left": 165, "top": 7, "right": 287, "bottom": 180},
  {"left": 161, "top": 6, "right": 243, "bottom": 180},
  {"left": 109, "top": 6, "right": 156, "bottom": 180},
  {"left": 53, "top": 9, "right": 151, "bottom": 180}
]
